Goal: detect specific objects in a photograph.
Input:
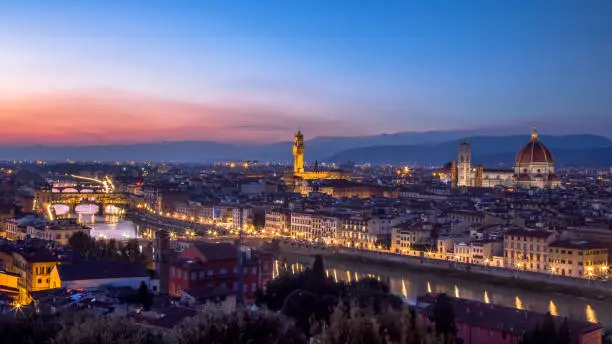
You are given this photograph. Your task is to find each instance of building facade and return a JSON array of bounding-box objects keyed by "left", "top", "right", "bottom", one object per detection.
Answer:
[
  {"left": 264, "top": 209, "right": 290, "bottom": 236},
  {"left": 390, "top": 224, "right": 432, "bottom": 254},
  {"left": 504, "top": 229, "right": 556, "bottom": 273},
  {"left": 548, "top": 241, "right": 608, "bottom": 279},
  {"left": 26, "top": 222, "right": 91, "bottom": 246},
  {"left": 169, "top": 243, "right": 272, "bottom": 303}
]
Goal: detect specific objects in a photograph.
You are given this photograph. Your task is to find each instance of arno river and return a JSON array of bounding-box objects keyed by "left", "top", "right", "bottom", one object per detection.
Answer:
[{"left": 85, "top": 216, "right": 612, "bottom": 328}]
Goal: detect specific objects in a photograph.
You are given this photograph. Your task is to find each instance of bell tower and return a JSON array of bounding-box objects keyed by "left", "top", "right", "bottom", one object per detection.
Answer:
[
  {"left": 293, "top": 130, "right": 305, "bottom": 173},
  {"left": 457, "top": 141, "right": 471, "bottom": 187}
]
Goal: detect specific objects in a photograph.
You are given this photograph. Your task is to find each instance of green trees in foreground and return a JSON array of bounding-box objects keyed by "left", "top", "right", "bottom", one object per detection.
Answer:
[{"left": 1, "top": 255, "right": 453, "bottom": 344}]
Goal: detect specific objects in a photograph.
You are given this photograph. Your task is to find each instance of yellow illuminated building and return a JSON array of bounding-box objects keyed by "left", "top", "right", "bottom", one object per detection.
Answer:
[
  {"left": 548, "top": 241, "right": 608, "bottom": 279},
  {"left": 284, "top": 131, "right": 351, "bottom": 191},
  {"left": 293, "top": 131, "right": 305, "bottom": 173}
]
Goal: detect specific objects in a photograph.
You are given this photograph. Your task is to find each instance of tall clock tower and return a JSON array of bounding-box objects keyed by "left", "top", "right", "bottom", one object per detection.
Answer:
[{"left": 293, "top": 130, "right": 305, "bottom": 173}]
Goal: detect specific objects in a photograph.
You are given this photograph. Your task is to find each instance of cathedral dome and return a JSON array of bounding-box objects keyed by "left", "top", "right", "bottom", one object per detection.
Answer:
[{"left": 515, "top": 128, "right": 554, "bottom": 165}]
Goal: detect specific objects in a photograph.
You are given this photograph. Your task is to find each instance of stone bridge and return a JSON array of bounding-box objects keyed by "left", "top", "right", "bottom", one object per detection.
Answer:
[{"left": 34, "top": 190, "right": 130, "bottom": 217}]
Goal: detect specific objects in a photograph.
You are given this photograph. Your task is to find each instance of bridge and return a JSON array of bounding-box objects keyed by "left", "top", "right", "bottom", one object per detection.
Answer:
[{"left": 34, "top": 190, "right": 129, "bottom": 220}]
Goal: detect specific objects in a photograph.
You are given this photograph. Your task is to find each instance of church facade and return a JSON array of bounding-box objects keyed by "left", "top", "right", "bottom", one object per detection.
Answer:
[{"left": 454, "top": 128, "right": 560, "bottom": 189}]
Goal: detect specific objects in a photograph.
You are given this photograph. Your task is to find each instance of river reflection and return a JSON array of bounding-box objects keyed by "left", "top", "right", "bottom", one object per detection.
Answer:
[
  {"left": 76, "top": 214, "right": 141, "bottom": 240},
  {"left": 279, "top": 257, "right": 607, "bottom": 327}
]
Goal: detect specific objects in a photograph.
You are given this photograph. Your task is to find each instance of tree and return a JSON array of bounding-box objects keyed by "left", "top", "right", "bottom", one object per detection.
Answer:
[
  {"left": 137, "top": 281, "right": 154, "bottom": 311},
  {"left": 522, "top": 313, "right": 559, "bottom": 344},
  {"left": 557, "top": 318, "right": 570, "bottom": 344},
  {"left": 169, "top": 308, "right": 306, "bottom": 344},
  {"left": 252, "top": 208, "right": 266, "bottom": 231},
  {"left": 52, "top": 313, "right": 161, "bottom": 344},
  {"left": 541, "top": 312, "right": 558, "bottom": 344},
  {"left": 313, "top": 303, "right": 441, "bottom": 344},
  {"left": 429, "top": 293, "right": 457, "bottom": 344},
  {"left": 121, "top": 239, "right": 144, "bottom": 262},
  {"left": 312, "top": 255, "right": 325, "bottom": 280},
  {"left": 68, "top": 231, "right": 92, "bottom": 255}
]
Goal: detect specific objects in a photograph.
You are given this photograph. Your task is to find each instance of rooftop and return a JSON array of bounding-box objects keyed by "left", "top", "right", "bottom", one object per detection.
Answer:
[
  {"left": 57, "top": 261, "right": 150, "bottom": 281},
  {"left": 417, "top": 293, "right": 601, "bottom": 339},
  {"left": 549, "top": 240, "right": 608, "bottom": 250},
  {"left": 504, "top": 229, "right": 554, "bottom": 239}
]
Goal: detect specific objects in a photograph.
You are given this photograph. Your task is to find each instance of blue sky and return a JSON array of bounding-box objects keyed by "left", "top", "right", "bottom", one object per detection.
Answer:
[{"left": 0, "top": 0, "right": 611, "bottom": 143}]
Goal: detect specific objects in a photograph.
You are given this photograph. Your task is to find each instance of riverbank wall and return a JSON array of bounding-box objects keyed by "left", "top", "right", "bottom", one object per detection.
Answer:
[{"left": 268, "top": 243, "right": 612, "bottom": 302}]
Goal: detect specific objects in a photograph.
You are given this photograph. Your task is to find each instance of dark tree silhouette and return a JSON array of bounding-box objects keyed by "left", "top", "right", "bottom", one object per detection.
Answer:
[
  {"left": 558, "top": 318, "right": 570, "bottom": 344},
  {"left": 312, "top": 255, "right": 325, "bottom": 280},
  {"left": 430, "top": 293, "right": 458, "bottom": 343},
  {"left": 541, "top": 312, "right": 558, "bottom": 344},
  {"left": 136, "top": 281, "right": 153, "bottom": 311},
  {"left": 68, "top": 231, "right": 92, "bottom": 255}
]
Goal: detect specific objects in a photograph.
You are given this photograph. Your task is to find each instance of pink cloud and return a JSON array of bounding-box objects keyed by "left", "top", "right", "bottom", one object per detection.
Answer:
[{"left": 0, "top": 90, "right": 376, "bottom": 145}]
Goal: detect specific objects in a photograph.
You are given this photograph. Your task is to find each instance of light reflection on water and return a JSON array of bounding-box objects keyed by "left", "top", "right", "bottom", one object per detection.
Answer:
[
  {"left": 80, "top": 215, "right": 138, "bottom": 240},
  {"left": 276, "top": 257, "right": 608, "bottom": 328}
]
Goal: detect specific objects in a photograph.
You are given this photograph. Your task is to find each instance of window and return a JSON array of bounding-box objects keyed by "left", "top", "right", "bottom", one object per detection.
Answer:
[
  {"left": 207, "top": 270, "right": 214, "bottom": 276},
  {"left": 252, "top": 283, "right": 257, "bottom": 292},
  {"left": 252, "top": 267, "right": 257, "bottom": 274},
  {"left": 37, "top": 278, "right": 42, "bottom": 283},
  {"left": 191, "top": 272, "right": 197, "bottom": 280},
  {"left": 220, "top": 268, "right": 227, "bottom": 275}
]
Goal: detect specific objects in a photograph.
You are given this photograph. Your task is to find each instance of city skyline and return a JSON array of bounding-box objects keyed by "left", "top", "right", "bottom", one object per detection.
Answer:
[{"left": 1, "top": 1, "right": 611, "bottom": 144}]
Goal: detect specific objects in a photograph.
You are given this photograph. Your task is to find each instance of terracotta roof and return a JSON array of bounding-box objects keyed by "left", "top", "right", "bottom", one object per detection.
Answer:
[
  {"left": 57, "top": 261, "right": 150, "bottom": 281},
  {"left": 549, "top": 240, "right": 607, "bottom": 250},
  {"left": 504, "top": 229, "right": 554, "bottom": 239},
  {"left": 515, "top": 131, "right": 554, "bottom": 165},
  {"left": 417, "top": 293, "right": 601, "bottom": 339},
  {"left": 192, "top": 243, "right": 238, "bottom": 261}
]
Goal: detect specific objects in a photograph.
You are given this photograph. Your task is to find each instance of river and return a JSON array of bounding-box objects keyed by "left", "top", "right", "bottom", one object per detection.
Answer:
[
  {"left": 279, "top": 254, "right": 611, "bottom": 328},
  {"left": 79, "top": 217, "right": 612, "bottom": 328}
]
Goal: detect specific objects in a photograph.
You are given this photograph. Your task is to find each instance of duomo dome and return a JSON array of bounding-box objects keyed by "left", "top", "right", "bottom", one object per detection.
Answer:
[{"left": 513, "top": 128, "right": 560, "bottom": 188}]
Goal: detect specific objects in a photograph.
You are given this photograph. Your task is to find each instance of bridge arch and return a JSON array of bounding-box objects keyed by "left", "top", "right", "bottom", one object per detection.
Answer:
[
  {"left": 104, "top": 204, "right": 124, "bottom": 215},
  {"left": 75, "top": 203, "right": 100, "bottom": 214},
  {"left": 52, "top": 204, "right": 70, "bottom": 216}
]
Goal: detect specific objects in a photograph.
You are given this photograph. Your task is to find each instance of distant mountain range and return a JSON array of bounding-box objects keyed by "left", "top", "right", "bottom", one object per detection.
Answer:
[
  {"left": 1, "top": 132, "right": 611, "bottom": 167},
  {"left": 326, "top": 134, "right": 612, "bottom": 167}
]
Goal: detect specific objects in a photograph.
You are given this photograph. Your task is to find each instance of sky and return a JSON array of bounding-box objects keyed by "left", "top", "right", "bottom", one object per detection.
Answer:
[{"left": 0, "top": 0, "right": 611, "bottom": 145}]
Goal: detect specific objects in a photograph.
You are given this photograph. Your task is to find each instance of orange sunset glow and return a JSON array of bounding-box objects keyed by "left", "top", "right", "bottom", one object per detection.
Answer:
[{"left": 0, "top": 91, "right": 373, "bottom": 145}]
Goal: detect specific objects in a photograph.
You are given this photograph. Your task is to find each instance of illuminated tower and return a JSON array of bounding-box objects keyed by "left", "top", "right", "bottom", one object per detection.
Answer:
[
  {"left": 457, "top": 141, "right": 471, "bottom": 187},
  {"left": 293, "top": 130, "right": 305, "bottom": 173}
]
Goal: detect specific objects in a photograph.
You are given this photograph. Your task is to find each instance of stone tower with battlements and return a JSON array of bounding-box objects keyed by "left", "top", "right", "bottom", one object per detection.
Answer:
[{"left": 293, "top": 130, "right": 305, "bottom": 173}]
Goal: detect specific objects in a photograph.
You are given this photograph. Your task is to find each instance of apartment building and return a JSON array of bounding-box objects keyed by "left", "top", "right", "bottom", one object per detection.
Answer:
[
  {"left": 548, "top": 240, "right": 608, "bottom": 279},
  {"left": 264, "top": 210, "right": 290, "bottom": 236},
  {"left": 504, "top": 229, "right": 556, "bottom": 273}
]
